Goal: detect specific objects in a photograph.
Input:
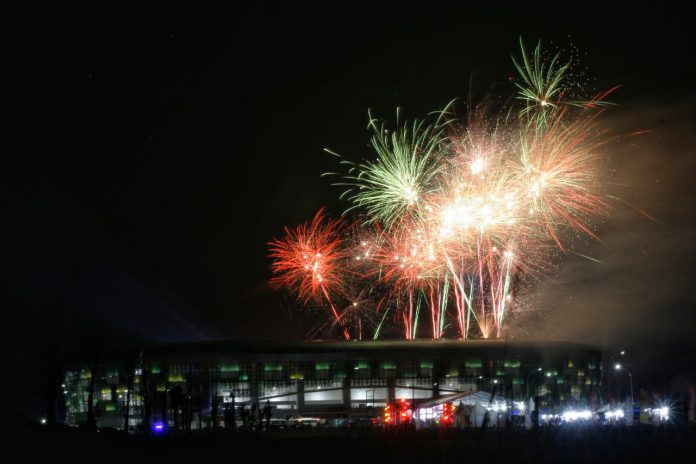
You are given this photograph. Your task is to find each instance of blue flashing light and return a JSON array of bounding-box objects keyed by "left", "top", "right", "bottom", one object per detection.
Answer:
[{"left": 152, "top": 421, "right": 166, "bottom": 434}]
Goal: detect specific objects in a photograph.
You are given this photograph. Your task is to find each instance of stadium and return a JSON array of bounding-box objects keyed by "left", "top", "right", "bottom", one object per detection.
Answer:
[{"left": 61, "top": 340, "right": 602, "bottom": 429}]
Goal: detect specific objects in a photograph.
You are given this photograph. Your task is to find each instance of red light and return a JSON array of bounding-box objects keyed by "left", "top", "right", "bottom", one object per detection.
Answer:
[
  {"left": 440, "top": 402, "right": 454, "bottom": 426},
  {"left": 383, "top": 403, "right": 395, "bottom": 425}
]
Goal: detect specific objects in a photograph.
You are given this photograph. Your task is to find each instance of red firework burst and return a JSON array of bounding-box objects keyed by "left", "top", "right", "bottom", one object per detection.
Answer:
[{"left": 268, "top": 208, "right": 351, "bottom": 339}]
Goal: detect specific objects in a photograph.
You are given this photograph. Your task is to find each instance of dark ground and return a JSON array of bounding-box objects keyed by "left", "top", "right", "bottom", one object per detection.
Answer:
[{"left": 16, "top": 425, "right": 696, "bottom": 463}]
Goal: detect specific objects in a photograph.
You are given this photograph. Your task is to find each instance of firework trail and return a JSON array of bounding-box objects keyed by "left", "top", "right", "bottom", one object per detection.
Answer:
[{"left": 372, "top": 224, "right": 446, "bottom": 339}]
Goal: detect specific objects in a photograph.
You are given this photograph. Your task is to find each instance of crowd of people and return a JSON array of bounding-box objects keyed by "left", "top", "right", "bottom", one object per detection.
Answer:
[{"left": 221, "top": 399, "right": 273, "bottom": 430}]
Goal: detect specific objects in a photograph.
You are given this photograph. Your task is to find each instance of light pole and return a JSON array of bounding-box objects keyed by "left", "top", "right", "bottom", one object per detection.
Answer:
[
  {"left": 614, "top": 363, "right": 634, "bottom": 420},
  {"left": 525, "top": 368, "right": 548, "bottom": 429},
  {"left": 614, "top": 363, "right": 623, "bottom": 401},
  {"left": 606, "top": 350, "right": 626, "bottom": 405},
  {"left": 543, "top": 371, "right": 552, "bottom": 398},
  {"left": 599, "top": 350, "right": 626, "bottom": 402}
]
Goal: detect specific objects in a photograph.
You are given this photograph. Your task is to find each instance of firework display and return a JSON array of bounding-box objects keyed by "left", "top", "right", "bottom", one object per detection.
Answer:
[{"left": 269, "top": 39, "right": 618, "bottom": 340}]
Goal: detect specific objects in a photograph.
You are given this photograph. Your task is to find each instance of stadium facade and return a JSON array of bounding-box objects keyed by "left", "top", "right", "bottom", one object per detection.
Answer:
[{"left": 61, "top": 340, "right": 602, "bottom": 429}]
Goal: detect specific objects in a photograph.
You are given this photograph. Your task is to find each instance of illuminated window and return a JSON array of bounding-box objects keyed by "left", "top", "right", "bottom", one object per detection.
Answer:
[
  {"left": 221, "top": 363, "right": 241, "bottom": 380},
  {"left": 465, "top": 360, "right": 482, "bottom": 368},
  {"left": 221, "top": 364, "right": 240, "bottom": 373},
  {"left": 315, "top": 362, "right": 330, "bottom": 379},
  {"left": 380, "top": 361, "right": 397, "bottom": 377},
  {"left": 353, "top": 362, "right": 370, "bottom": 378},
  {"left": 265, "top": 363, "right": 283, "bottom": 380},
  {"left": 419, "top": 361, "right": 433, "bottom": 377},
  {"left": 100, "top": 388, "right": 112, "bottom": 401}
]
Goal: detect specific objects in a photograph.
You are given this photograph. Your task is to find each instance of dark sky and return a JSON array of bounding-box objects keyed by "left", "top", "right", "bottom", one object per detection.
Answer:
[{"left": 5, "top": 2, "right": 695, "bottom": 416}]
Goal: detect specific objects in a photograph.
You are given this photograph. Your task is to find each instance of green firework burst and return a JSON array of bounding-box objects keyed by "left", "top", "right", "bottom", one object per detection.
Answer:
[
  {"left": 326, "top": 105, "right": 454, "bottom": 230},
  {"left": 512, "top": 37, "right": 613, "bottom": 128}
]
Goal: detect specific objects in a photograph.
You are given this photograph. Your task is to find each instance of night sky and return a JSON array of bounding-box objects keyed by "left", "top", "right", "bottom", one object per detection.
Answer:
[{"left": 5, "top": 2, "right": 695, "bottom": 417}]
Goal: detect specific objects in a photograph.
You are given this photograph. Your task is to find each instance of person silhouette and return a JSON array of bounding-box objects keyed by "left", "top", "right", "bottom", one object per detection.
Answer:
[
  {"left": 482, "top": 410, "right": 491, "bottom": 429},
  {"left": 224, "top": 404, "right": 232, "bottom": 430},
  {"left": 229, "top": 396, "right": 236, "bottom": 430},
  {"left": 240, "top": 405, "right": 248, "bottom": 428},
  {"left": 250, "top": 402, "right": 258, "bottom": 428},
  {"left": 263, "top": 400, "right": 272, "bottom": 428}
]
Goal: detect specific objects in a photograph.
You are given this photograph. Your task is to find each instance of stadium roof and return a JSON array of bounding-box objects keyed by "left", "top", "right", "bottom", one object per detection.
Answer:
[{"left": 75, "top": 339, "right": 601, "bottom": 364}]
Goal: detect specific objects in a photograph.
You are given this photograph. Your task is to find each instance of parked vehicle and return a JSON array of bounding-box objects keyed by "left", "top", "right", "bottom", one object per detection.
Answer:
[
  {"left": 288, "top": 416, "right": 325, "bottom": 429},
  {"left": 267, "top": 418, "right": 288, "bottom": 430},
  {"left": 349, "top": 416, "right": 382, "bottom": 428}
]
